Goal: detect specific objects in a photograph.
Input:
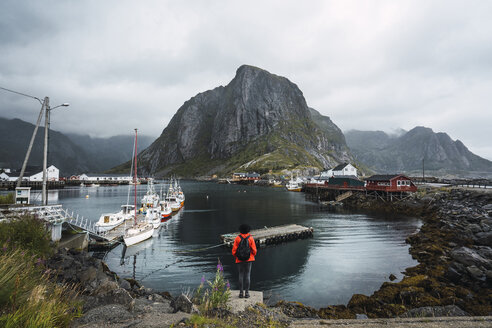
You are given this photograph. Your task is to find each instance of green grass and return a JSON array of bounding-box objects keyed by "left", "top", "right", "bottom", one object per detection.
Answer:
[{"left": 0, "top": 216, "right": 82, "bottom": 327}]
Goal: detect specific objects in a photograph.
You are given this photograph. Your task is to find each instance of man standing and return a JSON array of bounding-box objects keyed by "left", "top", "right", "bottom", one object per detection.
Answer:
[{"left": 232, "top": 224, "right": 257, "bottom": 298}]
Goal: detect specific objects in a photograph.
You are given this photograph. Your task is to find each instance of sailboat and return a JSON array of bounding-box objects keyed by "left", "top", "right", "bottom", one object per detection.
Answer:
[
  {"left": 123, "top": 129, "right": 154, "bottom": 247},
  {"left": 95, "top": 204, "right": 134, "bottom": 233}
]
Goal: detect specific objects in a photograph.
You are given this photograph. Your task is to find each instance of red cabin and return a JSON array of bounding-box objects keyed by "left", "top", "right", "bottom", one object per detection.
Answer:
[{"left": 365, "top": 174, "right": 417, "bottom": 193}]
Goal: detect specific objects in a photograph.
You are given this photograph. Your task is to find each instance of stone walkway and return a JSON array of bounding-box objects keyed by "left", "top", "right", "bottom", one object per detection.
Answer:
[{"left": 291, "top": 316, "right": 492, "bottom": 327}]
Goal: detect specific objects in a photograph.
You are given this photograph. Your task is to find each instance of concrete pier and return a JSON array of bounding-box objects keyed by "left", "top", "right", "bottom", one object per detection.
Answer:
[
  {"left": 221, "top": 224, "right": 313, "bottom": 247},
  {"left": 227, "top": 290, "right": 263, "bottom": 313}
]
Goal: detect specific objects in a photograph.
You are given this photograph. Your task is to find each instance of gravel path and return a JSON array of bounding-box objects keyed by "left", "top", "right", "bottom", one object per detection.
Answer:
[{"left": 291, "top": 316, "right": 492, "bottom": 328}]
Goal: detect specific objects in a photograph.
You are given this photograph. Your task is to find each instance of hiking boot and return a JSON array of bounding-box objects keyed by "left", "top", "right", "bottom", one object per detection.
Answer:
[
  {"left": 245, "top": 292, "right": 250, "bottom": 298},
  {"left": 239, "top": 292, "right": 244, "bottom": 298}
]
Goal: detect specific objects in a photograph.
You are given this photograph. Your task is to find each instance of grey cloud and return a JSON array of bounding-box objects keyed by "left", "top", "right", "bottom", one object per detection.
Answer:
[{"left": 0, "top": 0, "right": 491, "bottom": 160}]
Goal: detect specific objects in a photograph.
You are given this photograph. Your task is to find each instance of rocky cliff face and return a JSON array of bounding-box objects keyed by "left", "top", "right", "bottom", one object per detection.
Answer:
[
  {"left": 345, "top": 127, "right": 492, "bottom": 176},
  {"left": 138, "top": 65, "right": 353, "bottom": 176}
]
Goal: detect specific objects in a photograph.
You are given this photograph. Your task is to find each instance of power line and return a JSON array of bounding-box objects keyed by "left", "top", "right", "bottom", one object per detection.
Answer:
[{"left": 0, "top": 86, "right": 42, "bottom": 104}]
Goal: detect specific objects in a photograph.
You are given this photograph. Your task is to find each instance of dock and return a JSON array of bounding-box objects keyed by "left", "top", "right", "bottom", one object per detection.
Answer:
[
  {"left": 87, "top": 219, "right": 131, "bottom": 250},
  {"left": 220, "top": 224, "right": 313, "bottom": 247}
]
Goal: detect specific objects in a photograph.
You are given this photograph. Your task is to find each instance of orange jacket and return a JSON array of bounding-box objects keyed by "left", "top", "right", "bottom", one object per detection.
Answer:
[{"left": 232, "top": 233, "right": 257, "bottom": 263}]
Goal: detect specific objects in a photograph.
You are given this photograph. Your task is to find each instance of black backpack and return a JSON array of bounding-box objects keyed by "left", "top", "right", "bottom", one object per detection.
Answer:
[{"left": 236, "top": 235, "right": 251, "bottom": 261}]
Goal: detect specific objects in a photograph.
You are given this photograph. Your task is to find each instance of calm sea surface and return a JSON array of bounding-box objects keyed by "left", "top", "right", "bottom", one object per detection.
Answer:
[{"left": 33, "top": 181, "right": 420, "bottom": 308}]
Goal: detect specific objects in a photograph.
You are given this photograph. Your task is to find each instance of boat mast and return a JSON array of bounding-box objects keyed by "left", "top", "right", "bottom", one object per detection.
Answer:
[
  {"left": 134, "top": 128, "right": 138, "bottom": 225},
  {"left": 127, "top": 130, "right": 136, "bottom": 206}
]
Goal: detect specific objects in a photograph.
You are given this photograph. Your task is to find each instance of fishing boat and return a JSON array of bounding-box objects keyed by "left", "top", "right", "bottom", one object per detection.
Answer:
[
  {"left": 95, "top": 204, "right": 134, "bottom": 233},
  {"left": 167, "top": 195, "right": 182, "bottom": 212},
  {"left": 124, "top": 129, "right": 154, "bottom": 247},
  {"left": 141, "top": 178, "right": 159, "bottom": 208},
  {"left": 159, "top": 200, "right": 172, "bottom": 221},
  {"left": 157, "top": 185, "right": 172, "bottom": 222},
  {"left": 165, "top": 179, "right": 183, "bottom": 211},
  {"left": 286, "top": 175, "right": 302, "bottom": 192},
  {"left": 146, "top": 206, "right": 161, "bottom": 229}
]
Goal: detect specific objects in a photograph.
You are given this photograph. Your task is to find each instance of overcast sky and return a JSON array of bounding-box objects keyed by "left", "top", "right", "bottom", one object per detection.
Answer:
[{"left": 1, "top": 1, "right": 491, "bottom": 160}]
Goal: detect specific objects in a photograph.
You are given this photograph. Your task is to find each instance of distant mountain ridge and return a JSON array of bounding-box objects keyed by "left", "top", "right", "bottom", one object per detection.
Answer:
[
  {"left": 134, "top": 65, "right": 353, "bottom": 176},
  {"left": 345, "top": 127, "right": 492, "bottom": 177},
  {"left": 65, "top": 133, "right": 154, "bottom": 173},
  {"left": 0, "top": 117, "right": 153, "bottom": 175}
]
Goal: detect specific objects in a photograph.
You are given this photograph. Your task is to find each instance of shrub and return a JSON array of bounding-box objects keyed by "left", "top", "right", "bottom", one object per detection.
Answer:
[
  {"left": 0, "top": 193, "right": 14, "bottom": 205},
  {"left": 193, "top": 259, "right": 231, "bottom": 312},
  {"left": 0, "top": 216, "right": 53, "bottom": 258}
]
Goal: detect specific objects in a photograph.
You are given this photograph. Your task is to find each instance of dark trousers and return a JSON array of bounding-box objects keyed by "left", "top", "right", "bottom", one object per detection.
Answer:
[{"left": 237, "top": 261, "right": 252, "bottom": 293}]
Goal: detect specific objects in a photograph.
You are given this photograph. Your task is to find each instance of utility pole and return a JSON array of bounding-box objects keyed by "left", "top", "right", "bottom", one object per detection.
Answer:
[
  {"left": 42, "top": 97, "right": 50, "bottom": 205},
  {"left": 422, "top": 158, "right": 425, "bottom": 183},
  {"left": 16, "top": 97, "right": 48, "bottom": 188}
]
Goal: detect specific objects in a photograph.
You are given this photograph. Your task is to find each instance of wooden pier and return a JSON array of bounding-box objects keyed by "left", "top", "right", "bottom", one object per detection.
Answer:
[
  {"left": 87, "top": 219, "right": 130, "bottom": 250},
  {"left": 220, "top": 224, "right": 314, "bottom": 247}
]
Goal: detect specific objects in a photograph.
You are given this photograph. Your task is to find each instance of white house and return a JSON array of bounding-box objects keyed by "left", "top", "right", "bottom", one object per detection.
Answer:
[
  {"left": 29, "top": 165, "right": 60, "bottom": 181},
  {"left": 79, "top": 173, "right": 132, "bottom": 182},
  {"left": 0, "top": 172, "right": 9, "bottom": 181},
  {"left": 321, "top": 163, "right": 358, "bottom": 178}
]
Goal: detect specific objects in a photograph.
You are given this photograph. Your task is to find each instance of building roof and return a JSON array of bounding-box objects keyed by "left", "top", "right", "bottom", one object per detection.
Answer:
[
  {"left": 332, "top": 163, "right": 350, "bottom": 171},
  {"left": 83, "top": 173, "right": 131, "bottom": 177},
  {"left": 330, "top": 175, "right": 360, "bottom": 181},
  {"left": 366, "top": 174, "right": 402, "bottom": 181}
]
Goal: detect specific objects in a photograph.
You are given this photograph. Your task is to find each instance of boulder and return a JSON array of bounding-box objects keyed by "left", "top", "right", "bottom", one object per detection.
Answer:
[
  {"left": 79, "top": 266, "right": 98, "bottom": 285},
  {"left": 119, "top": 278, "right": 131, "bottom": 290},
  {"left": 466, "top": 265, "right": 486, "bottom": 281},
  {"left": 171, "top": 294, "right": 194, "bottom": 314},
  {"left": 450, "top": 247, "right": 489, "bottom": 268},
  {"left": 74, "top": 304, "right": 134, "bottom": 325},
  {"left": 476, "top": 231, "right": 492, "bottom": 247}
]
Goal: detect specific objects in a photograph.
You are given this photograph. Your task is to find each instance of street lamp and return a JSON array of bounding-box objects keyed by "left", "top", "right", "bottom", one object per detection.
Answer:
[{"left": 42, "top": 101, "right": 69, "bottom": 205}]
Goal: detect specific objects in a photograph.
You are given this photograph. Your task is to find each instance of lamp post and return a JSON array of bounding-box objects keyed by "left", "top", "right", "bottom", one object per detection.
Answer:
[{"left": 42, "top": 101, "right": 69, "bottom": 205}]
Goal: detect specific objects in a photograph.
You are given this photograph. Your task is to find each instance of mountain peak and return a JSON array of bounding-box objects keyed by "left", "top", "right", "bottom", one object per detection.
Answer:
[
  {"left": 236, "top": 64, "right": 265, "bottom": 75},
  {"left": 408, "top": 126, "right": 434, "bottom": 134},
  {"left": 138, "top": 66, "right": 352, "bottom": 176}
]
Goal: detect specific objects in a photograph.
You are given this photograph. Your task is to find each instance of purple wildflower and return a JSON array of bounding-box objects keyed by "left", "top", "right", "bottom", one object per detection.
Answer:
[
  {"left": 201, "top": 276, "right": 206, "bottom": 284},
  {"left": 217, "top": 263, "right": 223, "bottom": 272},
  {"left": 226, "top": 282, "right": 230, "bottom": 289}
]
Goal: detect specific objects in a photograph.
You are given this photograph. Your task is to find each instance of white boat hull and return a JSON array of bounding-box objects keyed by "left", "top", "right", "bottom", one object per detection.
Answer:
[{"left": 123, "top": 224, "right": 154, "bottom": 246}]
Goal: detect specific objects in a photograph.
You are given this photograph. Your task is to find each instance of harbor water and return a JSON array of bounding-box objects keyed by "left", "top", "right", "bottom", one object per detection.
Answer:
[{"left": 40, "top": 181, "right": 420, "bottom": 308}]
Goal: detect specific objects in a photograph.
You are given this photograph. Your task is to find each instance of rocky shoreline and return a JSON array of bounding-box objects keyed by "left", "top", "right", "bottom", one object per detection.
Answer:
[{"left": 49, "top": 186, "right": 491, "bottom": 326}]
